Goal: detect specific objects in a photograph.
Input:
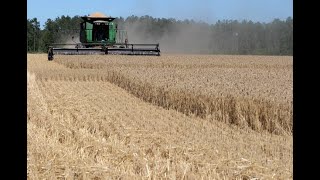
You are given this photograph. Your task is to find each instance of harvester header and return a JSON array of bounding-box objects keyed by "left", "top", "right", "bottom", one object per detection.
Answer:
[{"left": 48, "top": 12, "right": 160, "bottom": 60}]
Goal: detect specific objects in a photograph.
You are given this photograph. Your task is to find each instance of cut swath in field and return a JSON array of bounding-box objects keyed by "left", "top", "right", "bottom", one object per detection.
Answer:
[
  {"left": 52, "top": 55, "right": 292, "bottom": 135},
  {"left": 27, "top": 54, "right": 292, "bottom": 179}
]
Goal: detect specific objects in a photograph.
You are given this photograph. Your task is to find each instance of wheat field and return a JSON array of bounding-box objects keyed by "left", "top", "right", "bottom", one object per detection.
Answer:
[{"left": 27, "top": 54, "right": 292, "bottom": 179}]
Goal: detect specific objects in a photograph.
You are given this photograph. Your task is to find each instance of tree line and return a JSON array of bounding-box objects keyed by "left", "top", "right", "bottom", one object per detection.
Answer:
[{"left": 27, "top": 15, "right": 292, "bottom": 55}]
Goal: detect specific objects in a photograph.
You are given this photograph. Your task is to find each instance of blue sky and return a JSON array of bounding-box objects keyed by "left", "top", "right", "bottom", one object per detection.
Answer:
[{"left": 28, "top": 0, "right": 292, "bottom": 28}]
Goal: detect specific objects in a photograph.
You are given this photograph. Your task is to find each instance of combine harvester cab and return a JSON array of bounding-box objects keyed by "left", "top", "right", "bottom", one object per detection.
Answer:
[{"left": 48, "top": 12, "right": 160, "bottom": 61}]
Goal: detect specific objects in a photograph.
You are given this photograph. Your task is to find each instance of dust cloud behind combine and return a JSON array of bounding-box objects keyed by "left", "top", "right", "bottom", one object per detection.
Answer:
[
  {"left": 58, "top": 34, "right": 80, "bottom": 48},
  {"left": 124, "top": 22, "right": 214, "bottom": 54}
]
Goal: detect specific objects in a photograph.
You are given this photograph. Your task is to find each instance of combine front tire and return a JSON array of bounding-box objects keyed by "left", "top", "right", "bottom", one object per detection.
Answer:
[{"left": 48, "top": 47, "right": 54, "bottom": 61}]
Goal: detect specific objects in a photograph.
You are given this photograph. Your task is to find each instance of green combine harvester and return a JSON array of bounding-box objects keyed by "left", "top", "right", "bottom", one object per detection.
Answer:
[{"left": 48, "top": 12, "right": 160, "bottom": 60}]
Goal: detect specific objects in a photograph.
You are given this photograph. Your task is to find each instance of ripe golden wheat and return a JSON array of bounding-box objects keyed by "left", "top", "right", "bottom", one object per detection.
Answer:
[
  {"left": 27, "top": 54, "right": 293, "bottom": 179},
  {"left": 51, "top": 55, "right": 292, "bottom": 135}
]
